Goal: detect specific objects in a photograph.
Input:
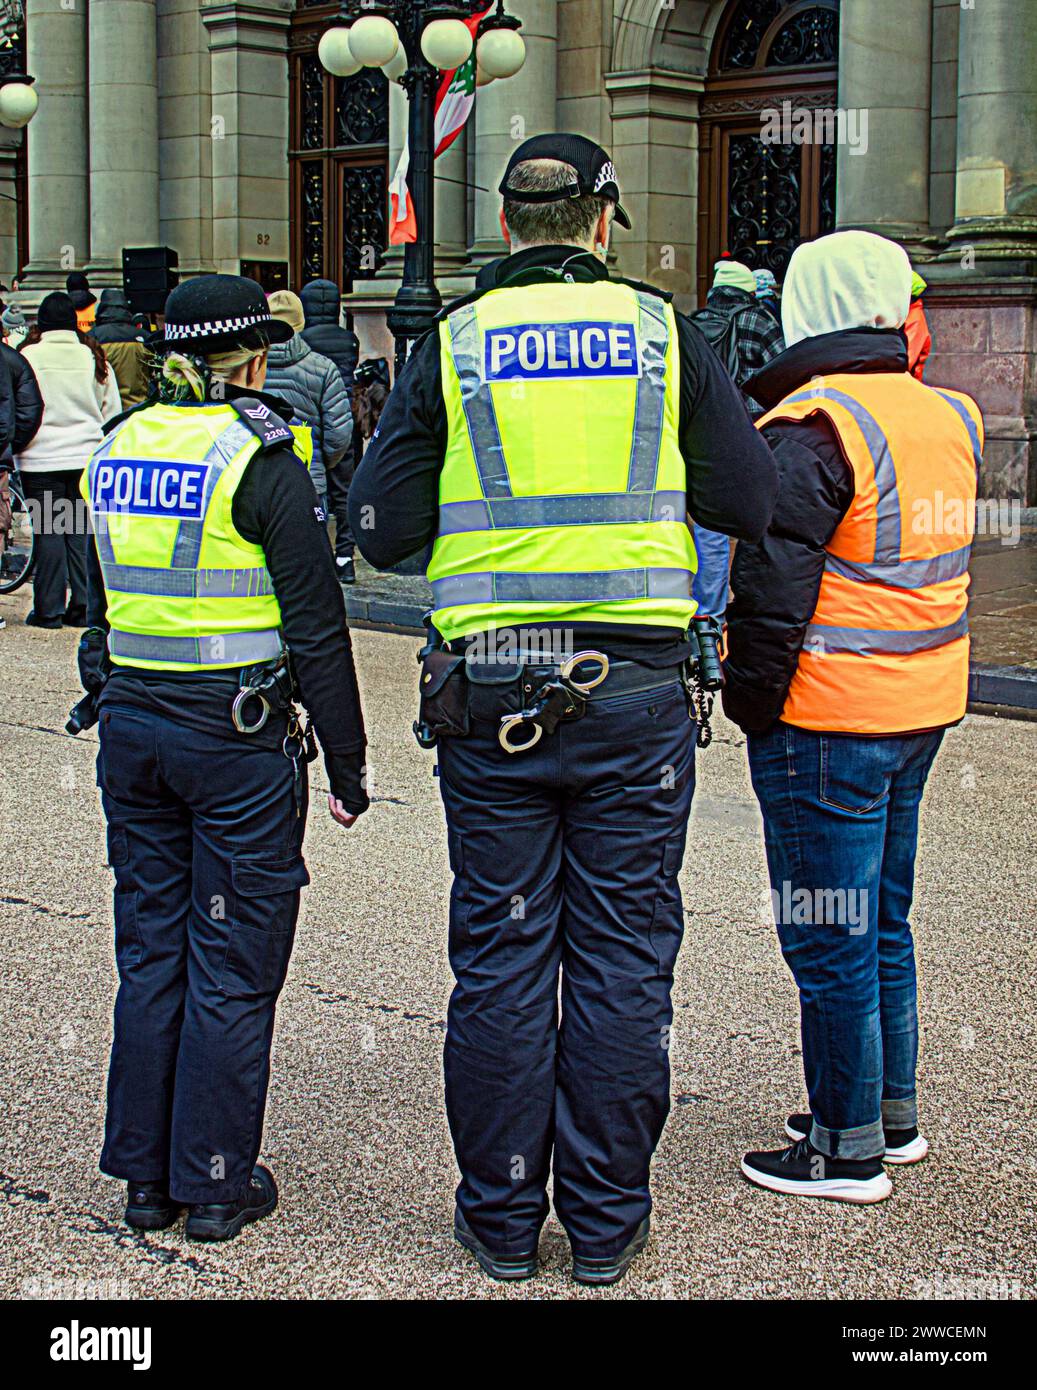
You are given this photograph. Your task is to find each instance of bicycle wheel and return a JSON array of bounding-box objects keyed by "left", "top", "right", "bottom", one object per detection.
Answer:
[{"left": 0, "top": 472, "right": 36, "bottom": 595}]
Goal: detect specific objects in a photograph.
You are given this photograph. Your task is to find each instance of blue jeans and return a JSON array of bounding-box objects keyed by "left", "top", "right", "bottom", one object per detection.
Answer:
[
  {"left": 691, "top": 523, "right": 730, "bottom": 618},
  {"left": 747, "top": 722, "right": 944, "bottom": 1159},
  {"left": 437, "top": 678, "right": 695, "bottom": 1257}
]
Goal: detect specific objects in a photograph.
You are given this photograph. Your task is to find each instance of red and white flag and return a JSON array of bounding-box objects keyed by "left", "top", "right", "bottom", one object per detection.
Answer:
[{"left": 388, "top": 10, "right": 489, "bottom": 246}]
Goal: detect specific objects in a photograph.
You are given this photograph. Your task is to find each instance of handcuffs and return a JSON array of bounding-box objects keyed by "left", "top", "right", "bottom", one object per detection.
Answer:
[
  {"left": 230, "top": 655, "right": 317, "bottom": 767},
  {"left": 497, "top": 650, "right": 610, "bottom": 754}
]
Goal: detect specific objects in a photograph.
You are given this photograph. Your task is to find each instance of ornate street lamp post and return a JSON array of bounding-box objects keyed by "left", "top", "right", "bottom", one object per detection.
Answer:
[{"left": 318, "top": 2, "right": 526, "bottom": 376}]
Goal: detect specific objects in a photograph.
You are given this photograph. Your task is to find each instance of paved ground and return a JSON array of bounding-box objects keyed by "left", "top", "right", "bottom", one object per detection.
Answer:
[{"left": 1, "top": 583, "right": 1035, "bottom": 1301}]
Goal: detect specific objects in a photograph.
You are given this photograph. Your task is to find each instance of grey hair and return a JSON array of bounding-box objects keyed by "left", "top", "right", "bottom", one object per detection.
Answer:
[{"left": 502, "top": 159, "right": 613, "bottom": 247}]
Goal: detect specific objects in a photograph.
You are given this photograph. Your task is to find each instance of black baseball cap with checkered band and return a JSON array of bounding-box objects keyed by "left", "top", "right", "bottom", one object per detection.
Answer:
[
  {"left": 498, "top": 133, "right": 632, "bottom": 230},
  {"left": 151, "top": 274, "right": 294, "bottom": 353}
]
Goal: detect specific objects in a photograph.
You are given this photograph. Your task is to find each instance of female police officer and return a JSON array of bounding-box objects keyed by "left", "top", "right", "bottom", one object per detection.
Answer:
[{"left": 77, "top": 275, "right": 368, "bottom": 1240}]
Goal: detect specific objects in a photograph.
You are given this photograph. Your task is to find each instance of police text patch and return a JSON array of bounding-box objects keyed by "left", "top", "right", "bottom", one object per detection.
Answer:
[
  {"left": 484, "top": 321, "right": 642, "bottom": 382},
  {"left": 92, "top": 459, "right": 211, "bottom": 519}
]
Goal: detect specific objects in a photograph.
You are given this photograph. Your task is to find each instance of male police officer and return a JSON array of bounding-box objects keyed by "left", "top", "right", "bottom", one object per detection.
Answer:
[
  {"left": 350, "top": 135, "right": 778, "bottom": 1284},
  {"left": 77, "top": 276, "right": 368, "bottom": 1240}
]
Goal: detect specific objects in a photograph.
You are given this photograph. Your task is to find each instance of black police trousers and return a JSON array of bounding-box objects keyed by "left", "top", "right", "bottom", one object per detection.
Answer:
[
  {"left": 437, "top": 676, "right": 695, "bottom": 1259},
  {"left": 97, "top": 704, "right": 309, "bottom": 1205}
]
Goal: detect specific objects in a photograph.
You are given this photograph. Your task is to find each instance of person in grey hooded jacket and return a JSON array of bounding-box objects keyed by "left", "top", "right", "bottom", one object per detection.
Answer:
[{"left": 265, "top": 290, "right": 353, "bottom": 503}]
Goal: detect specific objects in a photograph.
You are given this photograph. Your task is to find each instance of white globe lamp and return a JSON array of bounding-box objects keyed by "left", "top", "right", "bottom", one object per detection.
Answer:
[
  {"left": 476, "top": 26, "right": 526, "bottom": 80},
  {"left": 348, "top": 14, "right": 400, "bottom": 68},
  {"left": 0, "top": 79, "right": 39, "bottom": 130},
  {"left": 382, "top": 46, "right": 409, "bottom": 83},
  {"left": 420, "top": 18, "right": 474, "bottom": 70},
  {"left": 318, "top": 28, "right": 362, "bottom": 78}
]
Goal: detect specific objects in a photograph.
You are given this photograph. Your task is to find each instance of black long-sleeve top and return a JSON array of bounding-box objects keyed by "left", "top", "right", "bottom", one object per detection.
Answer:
[
  {"left": 86, "top": 386, "right": 369, "bottom": 813},
  {"left": 722, "top": 329, "right": 913, "bottom": 733},
  {"left": 348, "top": 244, "right": 780, "bottom": 664}
]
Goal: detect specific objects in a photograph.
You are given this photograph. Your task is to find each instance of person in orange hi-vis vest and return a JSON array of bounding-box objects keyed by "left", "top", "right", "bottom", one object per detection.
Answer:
[
  {"left": 904, "top": 270, "right": 932, "bottom": 380},
  {"left": 725, "top": 230, "right": 982, "bottom": 1204}
]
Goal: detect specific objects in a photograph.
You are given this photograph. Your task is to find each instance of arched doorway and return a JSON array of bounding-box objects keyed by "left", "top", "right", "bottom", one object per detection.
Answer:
[{"left": 697, "top": 0, "right": 840, "bottom": 301}]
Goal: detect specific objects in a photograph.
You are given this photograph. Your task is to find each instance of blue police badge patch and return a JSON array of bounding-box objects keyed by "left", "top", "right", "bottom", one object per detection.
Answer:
[
  {"left": 484, "top": 321, "right": 642, "bottom": 382},
  {"left": 92, "top": 459, "right": 211, "bottom": 519}
]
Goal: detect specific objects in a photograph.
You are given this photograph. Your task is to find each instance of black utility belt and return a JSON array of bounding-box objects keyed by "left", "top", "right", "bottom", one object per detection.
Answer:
[{"left": 414, "top": 647, "right": 685, "bottom": 754}]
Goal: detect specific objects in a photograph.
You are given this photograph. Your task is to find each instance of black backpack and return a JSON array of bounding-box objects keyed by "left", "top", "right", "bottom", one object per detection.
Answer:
[{"left": 688, "top": 302, "right": 744, "bottom": 383}]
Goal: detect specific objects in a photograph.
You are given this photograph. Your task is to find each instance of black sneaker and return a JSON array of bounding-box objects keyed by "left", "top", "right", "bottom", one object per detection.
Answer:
[
  {"left": 125, "top": 1182, "right": 181, "bottom": 1231},
  {"left": 572, "top": 1217, "right": 651, "bottom": 1287},
  {"left": 741, "top": 1138, "right": 892, "bottom": 1203},
  {"left": 336, "top": 556, "right": 356, "bottom": 586},
  {"left": 62, "top": 606, "right": 88, "bottom": 627},
  {"left": 184, "top": 1164, "right": 278, "bottom": 1242},
  {"left": 25, "top": 611, "right": 62, "bottom": 629},
  {"left": 785, "top": 1112, "right": 929, "bottom": 1164},
  {"left": 453, "top": 1209, "right": 538, "bottom": 1281}
]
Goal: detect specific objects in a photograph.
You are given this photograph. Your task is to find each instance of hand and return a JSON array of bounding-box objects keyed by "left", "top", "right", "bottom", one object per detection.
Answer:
[{"left": 327, "top": 793, "right": 360, "bottom": 828}]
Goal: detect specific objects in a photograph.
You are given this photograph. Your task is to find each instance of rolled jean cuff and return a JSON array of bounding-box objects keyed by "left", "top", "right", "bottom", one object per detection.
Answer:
[
  {"left": 882, "top": 1096, "right": 918, "bottom": 1129},
  {"left": 809, "top": 1117, "right": 884, "bottom": 1160}
]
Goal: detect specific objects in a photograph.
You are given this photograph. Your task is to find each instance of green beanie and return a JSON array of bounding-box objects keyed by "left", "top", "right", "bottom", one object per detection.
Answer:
[{"left": 713, "top": 259, "right": 757, "bottom": 294}]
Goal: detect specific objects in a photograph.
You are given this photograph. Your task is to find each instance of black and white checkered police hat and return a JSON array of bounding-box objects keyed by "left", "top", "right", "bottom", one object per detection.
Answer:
[{"left": 153, "top": 274, "right": 294, "bottom": 353}]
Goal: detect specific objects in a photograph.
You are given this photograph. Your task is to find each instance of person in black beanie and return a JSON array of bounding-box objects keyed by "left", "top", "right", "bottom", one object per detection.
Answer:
[{"left": 66, "top": 271, "right": 97, "bottom": 332}]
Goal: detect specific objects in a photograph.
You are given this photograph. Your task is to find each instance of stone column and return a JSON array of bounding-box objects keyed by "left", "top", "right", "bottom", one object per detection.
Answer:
[
  {"left": 157, "top": 0, "right": 216, "bottom": 275},
  {"left": 468, "top": 0, "right": 558, "bottom": 270},
  {"left": 0, "top": 128, "right": 20, "bottom": 287},
  {"left": 945, "top": 0, "right": 1037, "bottom": 256},
  {"left": 836, "top": 0, "right": 932, "bottom": 242},
  {"left": 434, "top": 123, "right": 469, "bottom": 285},
  {"left": 86, "top": 0, "right": 160, "bottom": 279},
  {"left": 202, "top": 1, "right": 292, "bottom": 275},
  {"left": 605, "top": 69, "right": 702, "bottom": 310},
  {"left": 21, "top": 0, "right": 89, "bottom": 289}
]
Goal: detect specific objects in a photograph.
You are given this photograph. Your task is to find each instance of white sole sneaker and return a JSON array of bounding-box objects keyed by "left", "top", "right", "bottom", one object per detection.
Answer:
[
  {"left": 741, "top": 1158, "right": 893, "bottom": 1203},
  {"left": 784, "top": 1118, "right": 929, "bottom": 1165},
  {"left": 883, "top": 1133, "right": 929, "bottom": 1164}
]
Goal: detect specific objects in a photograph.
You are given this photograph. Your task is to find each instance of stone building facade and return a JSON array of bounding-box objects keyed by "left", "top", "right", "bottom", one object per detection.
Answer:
[{"left": 3, "top": 0, "right": 1035, "bottom": 497}]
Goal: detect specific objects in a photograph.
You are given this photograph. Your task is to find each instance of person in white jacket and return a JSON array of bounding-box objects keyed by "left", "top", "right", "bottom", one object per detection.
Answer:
[{"left": 17, "top": 292, "right": 122, "bottom": 627}]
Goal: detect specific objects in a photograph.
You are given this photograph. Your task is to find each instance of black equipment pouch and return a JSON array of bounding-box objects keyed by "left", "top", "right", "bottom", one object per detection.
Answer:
[{"left": 414, "top": 648, "right": 470, "bottom": 748}]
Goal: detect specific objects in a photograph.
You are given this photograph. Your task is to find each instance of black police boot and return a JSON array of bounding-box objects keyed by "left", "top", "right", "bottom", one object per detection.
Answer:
[
  {"left": 125, "top": 1182, "right": 182, "bottom": 1231},
  {"left": 184, "top": 1165, "right": 278, "bottom": 1242},
  {"left": 572, "top": 1218, "right": 651, "bottom": 1287},
  {"left": 454, "top": 1209, "right": 538, "bottom": 1281}
]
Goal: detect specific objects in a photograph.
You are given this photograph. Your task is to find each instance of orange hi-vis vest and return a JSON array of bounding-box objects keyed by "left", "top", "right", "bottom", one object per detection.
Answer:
[{"left": 757, "top": 372, "right": 983, "bottom": 734}]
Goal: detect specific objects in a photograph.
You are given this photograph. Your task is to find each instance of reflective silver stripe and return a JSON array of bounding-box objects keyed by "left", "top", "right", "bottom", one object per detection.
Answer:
[
  {"left": 170, "top": 419, "right": 255, "bottom": 568},
  {"left": 625, "top": 291, "right": 670, "bottom": 493},
  {"left": 449, "top": 303, "right": 512, "bottom": 500},
  {"left": 101, "top": 564, "right": 276, "bottom": 598},
  {"left": 783, "top": 387, "right": 901, "bottom": 563},
  {"left": 432, "top": 567, "right": 692, "bottom": 607},
  {"left": 437, "top": 489, "right": 686, "bottom": 534},
  {"left": 803, "top": 613, "right": 969, "bottom": 656},
  {"left": 109, "top": 627, "right": 284, "bottom": 665},
  {"left": 88, "top": 430, "right": 125, "bottom": 567},
  {"left": 931, "top": 389, "right": 983, "bottom": 477},
  {"left": 824, "top": 545, "right": 972, "bottom": 590}
]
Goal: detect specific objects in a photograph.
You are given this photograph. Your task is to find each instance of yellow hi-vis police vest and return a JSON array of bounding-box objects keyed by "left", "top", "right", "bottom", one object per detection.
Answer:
[
  {"left": 82, "top": 403, "right": 290, "bottom": 670},
  {"left": 428, "top": 280, "right": 697, "bottom": 641}
]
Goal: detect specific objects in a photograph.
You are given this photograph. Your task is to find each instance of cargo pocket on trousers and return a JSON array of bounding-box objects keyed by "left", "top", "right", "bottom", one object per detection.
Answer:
[
  {"left": 219, "top": 854, "right": 311, "bottom": 1000},
  {"left": 113, "top": 889, "right": 143, "bottom": 972},
  {"left": 649, "top": 834, "right": 686, "bottom": 976},
  {"left": 446, "top": 829, "right": 471, "bottom": 947}
]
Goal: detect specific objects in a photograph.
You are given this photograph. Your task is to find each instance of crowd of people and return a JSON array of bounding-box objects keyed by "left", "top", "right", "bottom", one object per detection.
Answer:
[{"left": 0, "top": 272, "right": 389, "bottom": 631}]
